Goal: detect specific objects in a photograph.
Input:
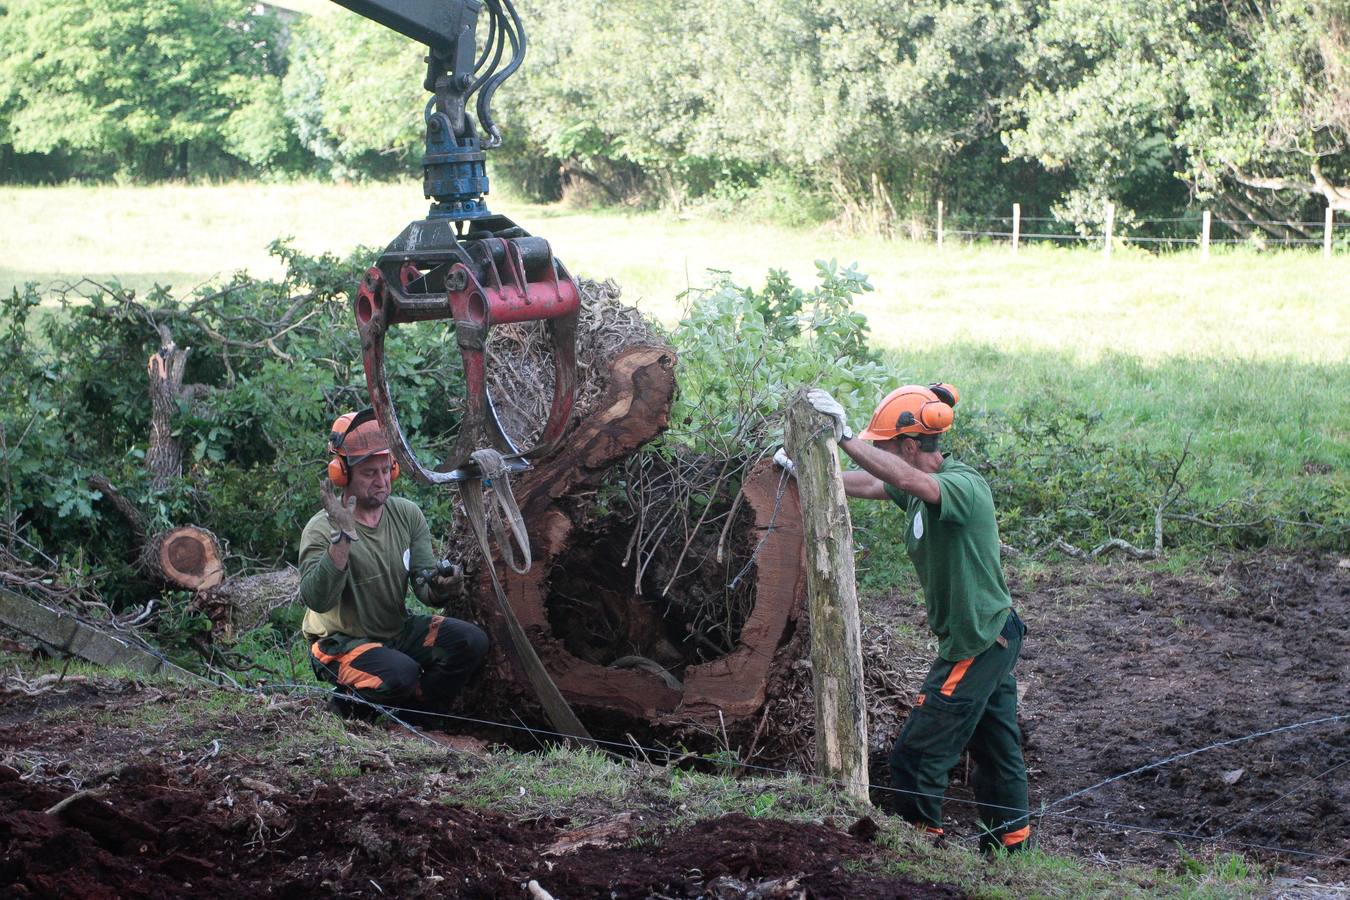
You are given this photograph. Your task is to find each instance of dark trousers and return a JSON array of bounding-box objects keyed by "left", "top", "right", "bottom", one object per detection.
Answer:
[
  {"left": 889, "top": 609, "right": 1030, "bottom": 848},
  {"left": 310, "top": 614, "right": 488, "bottom": 708}
]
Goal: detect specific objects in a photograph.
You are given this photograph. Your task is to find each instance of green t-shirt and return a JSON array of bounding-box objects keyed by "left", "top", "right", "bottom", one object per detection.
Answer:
[
  {"left": 298, "top": 496, "right": 437, "bottom": 642},
  {"left": 884, "top": 456, "right": 1011, "bottom": 661}
]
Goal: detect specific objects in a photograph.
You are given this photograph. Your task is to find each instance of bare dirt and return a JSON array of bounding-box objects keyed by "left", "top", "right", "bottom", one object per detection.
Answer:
[
  {"left": 0, "top": 759, "right": 957, "bottom": 899},
  {"left": 2, "top": 552, "right": 1347, "bottom": 896},
  {"left": 874, "top": 552, "right": 1350, "bottom": 876}
]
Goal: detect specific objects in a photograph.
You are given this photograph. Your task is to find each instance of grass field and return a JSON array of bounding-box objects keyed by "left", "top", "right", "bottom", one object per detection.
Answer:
[
  {"left": 5, "top": 181, "right": 1347, "bottom": 523},
  {"left": 5, "top": 182, "right": 1348, "bottom": 362}
]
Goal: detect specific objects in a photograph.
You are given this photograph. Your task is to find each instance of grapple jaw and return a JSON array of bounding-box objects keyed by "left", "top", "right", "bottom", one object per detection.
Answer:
[{"left": 355, "top": 217, "right": 580, "bottom": 484}]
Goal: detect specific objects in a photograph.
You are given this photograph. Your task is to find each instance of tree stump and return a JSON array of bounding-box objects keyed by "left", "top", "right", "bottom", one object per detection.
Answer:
[{"left": 466, "top": 346, "right": 809, "bottom": 744}]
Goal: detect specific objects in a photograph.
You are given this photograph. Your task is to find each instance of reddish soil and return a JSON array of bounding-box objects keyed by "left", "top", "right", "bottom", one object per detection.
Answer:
[
  {"left": 0, "top": 741, "right": 956, "bottom": 899},
  {"left": 877, "top": 552, "right": 1350, "bottom": 875},
  {"left": 3, "top": 552, "right": 1347, "bottom": 894}
]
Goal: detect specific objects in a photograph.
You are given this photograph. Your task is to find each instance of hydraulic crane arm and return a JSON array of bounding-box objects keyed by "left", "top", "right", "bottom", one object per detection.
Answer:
[
  {"left": 328, "top": 0, "right": 525, "bottom": 217},
  {"left": 320, "top": 0, "right": 577, "bottom": 487}
]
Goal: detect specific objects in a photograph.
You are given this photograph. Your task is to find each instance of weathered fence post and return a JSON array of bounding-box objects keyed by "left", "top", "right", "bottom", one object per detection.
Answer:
[
  {"left": 1201, "top": 210, "right": 1212, "bottom": 261},
  {"left": 784, "top": 391, "right": 870, "bottom": 804},
  {"left": 936, "top": 200, "right": 944, "bottom": 251},
  {"left": 1325, "top": 208, "right": 1334, "bottom": 259},
  {"left": 1011, "top": 203, "right": 1021, "bottom": 254},
  {"left": 1103, "top": 202, "right": 1115, "bottom": 260}
]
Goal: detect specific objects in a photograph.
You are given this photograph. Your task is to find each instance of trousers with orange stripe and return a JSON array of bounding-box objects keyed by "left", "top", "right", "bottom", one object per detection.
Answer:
[
  {"left": 889, "top": 609, "right": 1030, "bottom": 851},
  {"left": 310, "top": 614, "right": 489, "bottom": 709}
]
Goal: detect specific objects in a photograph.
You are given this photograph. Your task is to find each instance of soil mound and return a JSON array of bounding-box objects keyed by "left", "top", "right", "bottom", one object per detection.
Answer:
[{"left": 0, "top": 764, "right": 956, "bottom": 899}]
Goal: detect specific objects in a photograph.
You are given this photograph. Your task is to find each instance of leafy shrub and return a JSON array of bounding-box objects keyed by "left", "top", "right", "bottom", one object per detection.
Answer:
[
  {"left": 1, "top": 242, "right": 463, "bottom": 607},
  {"left": 665, "top": 260, "right": 892, "bottom": 459}
]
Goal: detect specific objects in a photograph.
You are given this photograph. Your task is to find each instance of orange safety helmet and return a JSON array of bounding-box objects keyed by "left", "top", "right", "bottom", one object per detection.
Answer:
[
  {"left": 856, "top": 383, "right": 960, "bottom": 442},
  {"left": 326, "top": 408, "right": 400, "bottom": 487}
]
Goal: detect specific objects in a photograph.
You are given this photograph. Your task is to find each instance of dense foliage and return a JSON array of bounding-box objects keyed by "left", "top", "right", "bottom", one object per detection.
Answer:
[
  {"left": 1, "top": 245, "right": 467, "bottom": 607},
  {"left": 3, "top": 253, "right": 1344, "bottom": 623},
  {"left": 2, "top": 0, "right": 1347, "bottom": 233}
]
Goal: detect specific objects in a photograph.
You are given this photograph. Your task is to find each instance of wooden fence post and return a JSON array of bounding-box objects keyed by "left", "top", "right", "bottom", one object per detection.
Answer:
[
  {"left": 1325, "top": 208, "right": 1334, "bottom": 258},
  {"left": 784, "top": 392, "right": 870, "bottom": 805},
  {"left": 1011, "top": 203, "right": 1021, "bottom": 254},
  {"left": 1201, "top": 210, "right": 1212, "bottom": 261},
  {"left": 1103, "top": 202, "right": 1115, "bottom": 260},
  {"left": 936, "top": 200, "right": 944, "bottom": 251}
]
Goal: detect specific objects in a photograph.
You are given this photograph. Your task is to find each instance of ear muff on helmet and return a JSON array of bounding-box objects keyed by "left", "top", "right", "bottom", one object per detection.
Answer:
[
  {"left": 326, "top": 408, "right": 399, "bottom": 486},
  {"left": 891, "top": 400, "right": 952, "bottom": 433}
]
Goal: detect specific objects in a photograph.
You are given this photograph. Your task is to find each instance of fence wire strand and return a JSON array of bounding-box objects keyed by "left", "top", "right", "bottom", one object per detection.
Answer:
[
  {"left": 11, "top": 605, "right": 1348, "bottom": 869},
  {"left": 254, "top": 679, "right": 1350, "bottom": 867}
]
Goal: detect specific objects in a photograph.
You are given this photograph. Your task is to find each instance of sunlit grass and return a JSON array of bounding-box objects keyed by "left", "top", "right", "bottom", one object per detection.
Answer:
[{"left": 5, "top": 181, "right": 1347, "bottom": 365}]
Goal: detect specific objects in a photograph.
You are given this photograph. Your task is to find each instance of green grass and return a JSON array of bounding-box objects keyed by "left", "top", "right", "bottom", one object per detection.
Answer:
[
  {"left": 5, "top": 182, "right": 1348, "bottom": 364},
  {"left": 896, "top": 343, "right": 1350, "bottom": 521},
  {"left": 4, "top": 181, "right": 1346, "bottom": 542}
]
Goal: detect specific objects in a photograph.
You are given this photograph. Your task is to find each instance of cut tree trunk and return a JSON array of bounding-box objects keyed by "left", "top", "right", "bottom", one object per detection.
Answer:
[
  {"left": 146, "top": 331, "right": 189, "bottom": 492},
  {"left": 194, "top": 568, "right": 299, "bottom": 640},
  {"left": 466, "top": 345, "right": 809, "bottom": 743},
  {"left": 143, "top": 526, "right": 225, "bottom": 592}
]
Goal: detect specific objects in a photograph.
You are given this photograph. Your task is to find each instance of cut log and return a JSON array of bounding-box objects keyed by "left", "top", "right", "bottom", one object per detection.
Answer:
[
  {"left": 466, "top": 345, "right": 808, "bottom": 743},
  {"left": 0, "top": 586, "right": 194, "bottom": 681},
  {"left": 194, "top": 567, "right": 299, "bottom": 640},
  {"left": 145, "top": 526, "right": 225, "bottom": 591}
]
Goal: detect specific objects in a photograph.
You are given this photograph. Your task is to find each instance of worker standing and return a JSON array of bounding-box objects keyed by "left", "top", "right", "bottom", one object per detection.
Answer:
[
  {"left": 299, "top": 409, "right": 489, "bottom": 722},
  {"left": 779, "top": 384, "right": 1030, "bottom": 854}
]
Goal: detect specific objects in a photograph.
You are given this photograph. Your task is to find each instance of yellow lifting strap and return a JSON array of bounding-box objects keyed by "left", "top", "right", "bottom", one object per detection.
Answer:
[{"left": 459, "top": 448, "right": 595, "bottom": 750}]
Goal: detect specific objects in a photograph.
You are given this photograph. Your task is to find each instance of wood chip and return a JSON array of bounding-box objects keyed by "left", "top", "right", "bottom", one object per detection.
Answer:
[{"left": 542, "top": 812, "right": 638, "bottom": 857}]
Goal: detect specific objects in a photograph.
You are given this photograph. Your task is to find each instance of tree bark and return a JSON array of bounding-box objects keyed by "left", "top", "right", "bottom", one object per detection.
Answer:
[
  {"left": 145, "top": 327, "right": 189, "bottom": 492},
  {"left": 195, "top": 568, "right": 299, "bottom": 640},
  {"left": 784, "top": 392, "right": 869, "bottom": 803},
  {"left": 464, "top": 347, "right": 810, "bottom": 741}
]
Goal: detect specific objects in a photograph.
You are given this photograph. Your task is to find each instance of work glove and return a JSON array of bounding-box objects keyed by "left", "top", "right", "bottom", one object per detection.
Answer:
[
  {"left": 806, "top": 388, "right": 853, "bottom": 442},
  {"left": 772, "top": 447, "right": 797, "bottom": 477},
  {"left": 415, "top": 560, "right": 468, "bottom": 605},
  {"left": 429, "top": 570, "right": 468, "bottom": 604},
  {"left": 320, "top": 478, "right": 360, "bottom": 544}
]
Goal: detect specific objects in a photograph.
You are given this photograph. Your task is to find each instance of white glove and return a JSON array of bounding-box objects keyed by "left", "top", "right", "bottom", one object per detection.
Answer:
[
  {"left": 772, "top": 447, "right": 797, "bottom": 477},
  {"left": 806, "top": 388, "right": 853, "bottom": 441}
]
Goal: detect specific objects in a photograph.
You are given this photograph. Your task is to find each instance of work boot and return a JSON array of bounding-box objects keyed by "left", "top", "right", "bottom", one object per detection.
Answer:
[{"left": 980, "top": 831, "right": 1030, "bottom": 859}]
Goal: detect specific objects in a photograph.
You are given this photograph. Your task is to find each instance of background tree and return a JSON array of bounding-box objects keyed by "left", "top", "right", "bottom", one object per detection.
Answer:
[
  {"left": 0, "top": 0, "right": 291, "bottom": 179},
  {"left": 280, "top": 9, "right": 425, "bottom": 179},
  {"left": 1181, "top": 0, "right": 1350, "bottom": 218}
]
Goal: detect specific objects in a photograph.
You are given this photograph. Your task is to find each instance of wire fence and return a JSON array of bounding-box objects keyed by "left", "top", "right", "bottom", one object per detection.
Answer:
[
  {"left": 14, "top": 596, "right": 1350, "bottom": 870},
  {"left": 258, "top": 680, "right": 1350, "bottom": 868},
  {"left": 929, "top": 201, "right": 1350, "bottom": 255}
]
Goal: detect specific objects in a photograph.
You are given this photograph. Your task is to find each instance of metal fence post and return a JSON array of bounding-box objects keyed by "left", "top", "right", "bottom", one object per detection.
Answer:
[
  {"left": 1104, "top": 202, "right": 1115, "bottom": 260},
  {"left": 1012, "top": 203, "right": 1021, "bottom": 254},
  {"left": 937, "top": 199, "right": 944, "bottom": 251},
  {"left": 1325, "top": 208, "right": 1334, "bottom": 258},
  {"left": 1201, "top": 210, "right": 1211, "bottom": 261}
]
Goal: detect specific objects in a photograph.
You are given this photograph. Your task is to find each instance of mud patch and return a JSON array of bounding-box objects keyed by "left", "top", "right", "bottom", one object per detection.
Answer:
[
  {"left": 886, "top": 553, "right": 1350, "bottom": 875},
  {"left": 542, "top": 813, "right": 964, "bottom": 899},
  {"left": 0, "top": 759, "right": 958, "bottom": 899}
]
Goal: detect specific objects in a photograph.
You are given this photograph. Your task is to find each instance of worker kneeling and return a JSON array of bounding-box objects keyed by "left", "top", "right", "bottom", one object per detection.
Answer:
[
  {"left": 781, "top": 384, "right": 1030, "bottom": 855},
  {"left": 298, "top": 409, "right": 488, "bottom": 723}
]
